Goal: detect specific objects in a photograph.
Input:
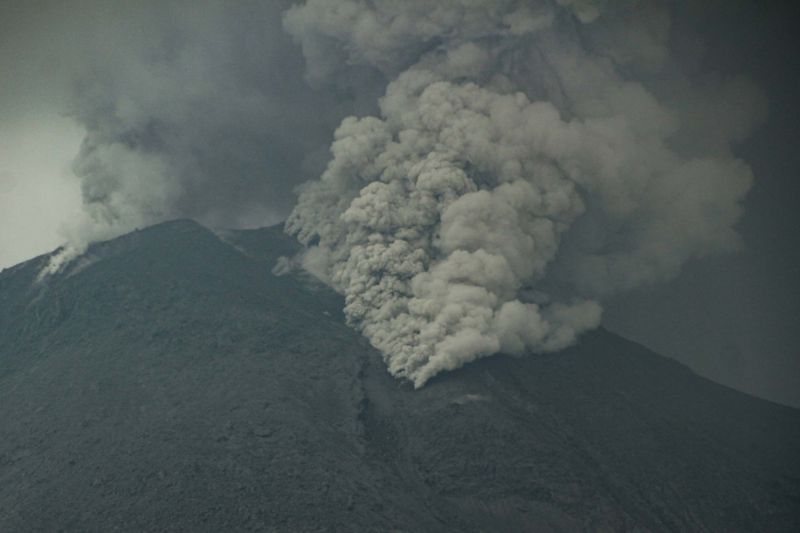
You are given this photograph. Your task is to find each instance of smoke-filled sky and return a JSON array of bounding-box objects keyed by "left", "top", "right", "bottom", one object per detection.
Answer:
[{"left": 1, "top": 1, "right": 798, "bottom": 404}]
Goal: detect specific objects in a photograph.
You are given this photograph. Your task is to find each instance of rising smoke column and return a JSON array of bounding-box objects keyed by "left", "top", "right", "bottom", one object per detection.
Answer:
[
  {"left": 283, "top": 0, "right": 765, "bottom": 387},
  {"left": 38, "top": 0, "right": 363, "bottom": 276}
]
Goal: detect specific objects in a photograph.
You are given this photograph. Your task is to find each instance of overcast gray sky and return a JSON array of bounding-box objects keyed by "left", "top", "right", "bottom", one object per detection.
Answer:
[
  {"left": 604, "top": 1, "right": 800, "bottom": 407},
  {"left": 0, "top": 0, "right": 797, "bottom": 405}
]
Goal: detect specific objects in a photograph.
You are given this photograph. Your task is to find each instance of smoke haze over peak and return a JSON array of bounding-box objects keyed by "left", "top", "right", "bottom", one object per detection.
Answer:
[{"left": 2, "top": 0, "right": 381, "bottom": 266}]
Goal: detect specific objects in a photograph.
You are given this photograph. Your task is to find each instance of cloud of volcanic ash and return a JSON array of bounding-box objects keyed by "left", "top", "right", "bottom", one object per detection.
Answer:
[
  {"left": 35, "top": 0, "right": 381, "bottom": 274},
  {"left": 282, "top": 0, "right": 767, "bottom": 387}
]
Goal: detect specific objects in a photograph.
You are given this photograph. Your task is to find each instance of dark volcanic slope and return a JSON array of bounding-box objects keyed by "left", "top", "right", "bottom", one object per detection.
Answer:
[{"left": 1, "top": 220, "right": 798, "bottom": 532}]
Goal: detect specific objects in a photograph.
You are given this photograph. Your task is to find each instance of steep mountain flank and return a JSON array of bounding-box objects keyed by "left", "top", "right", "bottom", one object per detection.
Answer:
[{"left": 1, "top": 220, "right": 798, "bottom": 531}]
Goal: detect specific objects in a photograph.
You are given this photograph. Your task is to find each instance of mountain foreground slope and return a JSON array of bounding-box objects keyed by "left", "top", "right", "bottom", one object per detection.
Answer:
[{"left": 1, "top": 220, "right": 798, "bottom": 532}]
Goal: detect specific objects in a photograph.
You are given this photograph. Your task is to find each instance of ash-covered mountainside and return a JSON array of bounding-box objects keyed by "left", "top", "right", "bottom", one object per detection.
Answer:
[{"left": 1, "top": 220, "right": 798, "bottom": 532}]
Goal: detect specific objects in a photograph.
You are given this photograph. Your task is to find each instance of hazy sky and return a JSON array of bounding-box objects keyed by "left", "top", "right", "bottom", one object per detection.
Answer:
[
  {"left": 604, "top": 1, "right": 800, "bottom": 406},
  {"left": 0, "top": 0, "right": 797, "bottom": 405},
  {"left": 0, "top": 1, "right": 85, "bottom": 267}
]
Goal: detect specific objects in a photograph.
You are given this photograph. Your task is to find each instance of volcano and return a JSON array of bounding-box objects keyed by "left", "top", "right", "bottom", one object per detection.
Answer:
[{"left": 0, "top": 220, "right": 798, "bottom": 531}]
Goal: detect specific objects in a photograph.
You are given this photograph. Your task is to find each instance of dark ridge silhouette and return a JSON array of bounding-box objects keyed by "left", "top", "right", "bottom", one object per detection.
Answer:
[{"left": 1, "top": 220, "right": 798, "bottom": 531}]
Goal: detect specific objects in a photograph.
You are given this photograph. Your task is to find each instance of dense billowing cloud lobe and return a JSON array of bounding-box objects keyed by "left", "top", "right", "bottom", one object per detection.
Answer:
[
  {"left": 37, "top": 0, "right": 765, "bottom": 388},
  {"left": 283, "top": 0, "right": 764, "bottom": 387}
]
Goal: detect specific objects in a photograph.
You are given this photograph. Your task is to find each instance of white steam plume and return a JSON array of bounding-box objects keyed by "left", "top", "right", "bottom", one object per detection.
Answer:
[{"left": 283, "top": 0, "right": 765, "bottom": 387}]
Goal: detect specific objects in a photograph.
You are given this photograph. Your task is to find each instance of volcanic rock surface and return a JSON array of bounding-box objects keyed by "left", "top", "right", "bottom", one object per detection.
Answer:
[{"left": 1, "top": 220, "right": 798, "bottom": 531}]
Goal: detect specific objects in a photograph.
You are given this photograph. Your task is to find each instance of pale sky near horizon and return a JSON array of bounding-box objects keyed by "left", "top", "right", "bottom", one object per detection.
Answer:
[
  {"left": 0, "top": 116, "right": 83, "bottom": 269},
  {"left": 0, "top": 0, "right": 86, "bottom": 269}
]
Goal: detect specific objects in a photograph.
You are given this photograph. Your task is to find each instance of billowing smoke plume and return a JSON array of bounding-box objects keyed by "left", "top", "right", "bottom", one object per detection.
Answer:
[
  {"left": 283, "top": 0, "right": 765, "bottom": 387},
  {"left": 39, "top": 0, "right": 378, "bottom": 273}
]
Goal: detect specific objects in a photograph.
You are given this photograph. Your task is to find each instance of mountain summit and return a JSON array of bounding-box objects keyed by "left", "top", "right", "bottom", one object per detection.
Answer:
[{"left": 1, "top": 220, "right": 798, "bottom": 531}]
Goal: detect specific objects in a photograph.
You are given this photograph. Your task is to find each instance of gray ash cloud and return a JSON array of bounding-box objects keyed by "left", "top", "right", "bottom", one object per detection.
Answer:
[
  {"left": 28, "top": 1, "right": 767, "bottom": 388},
  {"left": 283, "top": 0, "right": 765, "bottom": 386}
]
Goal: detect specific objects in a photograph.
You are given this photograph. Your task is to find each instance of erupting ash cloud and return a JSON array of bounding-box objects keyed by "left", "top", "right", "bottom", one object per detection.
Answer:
[
  {"left": 283, "top": 0, "right": 765, "bottom": 387},
  {"left": 38, "top": 0, "right": 362, "bottom": 274},
  {"left": 33, "top": 1, "right": 766, "bottom": 388}
]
